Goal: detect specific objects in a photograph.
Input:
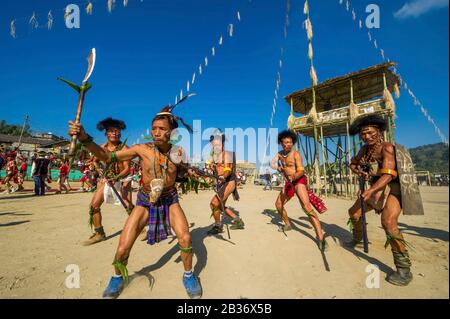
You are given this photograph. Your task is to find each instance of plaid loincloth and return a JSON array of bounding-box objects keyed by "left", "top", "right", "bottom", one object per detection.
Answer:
[{"left": 136, "top": 188, "right": 178, "bottom": 245}]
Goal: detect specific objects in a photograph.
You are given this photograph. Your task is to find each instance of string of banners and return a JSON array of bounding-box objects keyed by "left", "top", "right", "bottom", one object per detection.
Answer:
[
  {"left": 134, "top": 9, "right": 243, "bottom": 146},
  {"left": 173, "top": 10, "right": 242, "bottom": 105},
  {"left": 337, "top": 0, "right": 448, "bottom": 146},
  {"left": 9, "top": 0, "right": 142, "bottom": 39},
  {"left": 262, "top": 0, "right": 291, "bottom": 167}
]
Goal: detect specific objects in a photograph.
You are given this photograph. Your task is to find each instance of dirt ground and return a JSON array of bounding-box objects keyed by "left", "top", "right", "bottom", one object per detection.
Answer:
[{"left": 0, "top": 182, "right": 448, "bottom": 299}]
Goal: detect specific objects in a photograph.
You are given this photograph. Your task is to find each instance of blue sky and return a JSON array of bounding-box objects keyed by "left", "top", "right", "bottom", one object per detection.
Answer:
[{"left": 0, "top": 0, "right": 448, "bottom": 164}]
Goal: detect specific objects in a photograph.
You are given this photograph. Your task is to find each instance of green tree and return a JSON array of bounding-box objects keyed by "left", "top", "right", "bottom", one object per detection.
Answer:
[{"left": 0, "top": 119, "right": 32, "bottom": 137}]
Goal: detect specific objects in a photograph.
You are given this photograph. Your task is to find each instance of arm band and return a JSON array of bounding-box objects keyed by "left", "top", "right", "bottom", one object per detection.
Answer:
[
  {"left": 378, "top": 168, "right": 398, "bottom": 178},
  {"left": 224, "top": 167, "right": 232, "bottom": 173}
]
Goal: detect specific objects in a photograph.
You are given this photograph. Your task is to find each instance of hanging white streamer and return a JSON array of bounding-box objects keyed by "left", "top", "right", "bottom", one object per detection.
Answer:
[
  {"left": 29, "top": 12, "right": 38, "bottom": 29},
  {"left": 352, "top": 9, "right": 356, "bottom": 20},
  {"left": 346, "top": 0, "right": 349, "bottom": 11},
  {"left": 199, "top": 65, "right": 202, "bottom": 75},
  {"left": 237, "top": 11, "right": 241, "bottom": 22},
  {"left": 192, "top": 73, "right": 196, "bottom": 84},
  {"left": 359, "top": 19, "right": 363, "bottom": 29},
  {"left": 123, "top": 0, "right": 129, "bottom": 7},
  {"left": 108, "top": 0, "right": 115, "bottom": 13},
  {"left": 212, "top": 47, "right": 215, "bottom": 56},
  {"left": 10, "top": 20, "right": 16, "bottom": 39},
  {"left": 47, "top": 11, "right": 53, "bottom": 30},
  {"left": 205, "top": 57, "right": 208, "bottom": 67},
  {"left": 187, "top": 81, "right": 190, "bottom": 92},
  {"left": 229, "top": 24, "right": 234, "bottom": 37}
]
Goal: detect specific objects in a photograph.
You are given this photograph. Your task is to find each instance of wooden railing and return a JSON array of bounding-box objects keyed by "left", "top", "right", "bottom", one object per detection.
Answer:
[{"left": 291, "top": 99, "right": 386, "bottom": 129}]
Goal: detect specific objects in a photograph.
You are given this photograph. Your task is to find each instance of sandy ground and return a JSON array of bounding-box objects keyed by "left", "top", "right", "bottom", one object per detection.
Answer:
[{"left": 0, "top": 182, "right": 448, "bottom": 299}]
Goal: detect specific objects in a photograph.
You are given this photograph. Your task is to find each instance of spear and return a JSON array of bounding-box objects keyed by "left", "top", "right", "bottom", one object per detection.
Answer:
[{"left": 58, "top": 48, "right": 96, "bottom": 156}]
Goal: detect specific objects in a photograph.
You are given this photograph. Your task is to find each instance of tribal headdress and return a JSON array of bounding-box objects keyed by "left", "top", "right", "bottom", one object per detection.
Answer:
[
  {"left": 96, "top": 117, "right": 127, "bottom": 131},
  {"left": 349, "top": 114, "right": 388, "bottom": 136},
  {"left": 155, "top": 93, "right": 196, "bottom": 133},
  {"left": 278, "top": 130, "right": 298, "bottom": 145}
]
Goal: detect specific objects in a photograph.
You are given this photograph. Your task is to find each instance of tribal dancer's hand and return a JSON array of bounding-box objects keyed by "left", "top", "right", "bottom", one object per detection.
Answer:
[
  {"left": 68, "top": 121, "right": 88, "bottom": 141},
  {"left": 361, "top": 189, "right": 374, "bottom": 202}
]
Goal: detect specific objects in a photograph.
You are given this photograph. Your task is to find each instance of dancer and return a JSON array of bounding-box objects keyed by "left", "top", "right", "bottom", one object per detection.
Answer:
[
  {"left": 68, "top": 101, "right": 202, "bottom": 299},
  {"left": 346, "top": 114, "right": 413, "bottom": 286},
  {"left": 271, "top": 130, "right": 328, "bottom": 251},
  {"left": 82, "top": 118, "right": 132, "bottom": 246},
  {"left": 206, "top": 131, "right": 245, "bottom": 235}
]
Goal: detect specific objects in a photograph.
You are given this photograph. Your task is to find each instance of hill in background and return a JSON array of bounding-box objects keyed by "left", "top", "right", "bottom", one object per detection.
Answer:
[{"left": 409, "top": 143, "right": 449, "bottom": 173}]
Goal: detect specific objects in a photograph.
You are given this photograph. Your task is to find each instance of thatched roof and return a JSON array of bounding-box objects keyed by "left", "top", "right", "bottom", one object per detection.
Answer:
[
  {"left": 285, "top": 62, "right": 400, "bottom": 115},
  {"left": 0, "top": 133, "right": 69, "bottom": 148}
]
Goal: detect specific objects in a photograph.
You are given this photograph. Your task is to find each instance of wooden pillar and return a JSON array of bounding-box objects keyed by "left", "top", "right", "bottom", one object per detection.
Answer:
[
  {"left": 346, "top": 121, "right": 354, "bottom": 197},
  {"left": 320, "top": 125, "right": 328, "bottom": 197},
  {"left": 305, "top": 135, "right": 310, "bottom": 172},
  {"left": 337, "top": 135, "right": 343, "bottom": 196}
]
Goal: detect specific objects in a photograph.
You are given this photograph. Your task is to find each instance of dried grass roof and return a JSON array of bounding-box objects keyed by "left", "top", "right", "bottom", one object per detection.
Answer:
[{"left": 284, "top": 62, "right": 400, "bottom": 115}]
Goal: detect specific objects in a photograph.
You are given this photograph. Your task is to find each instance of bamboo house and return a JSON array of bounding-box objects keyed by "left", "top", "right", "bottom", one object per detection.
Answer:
[{"left": 285, "top": 62, "right": 401, "bottom": 199}]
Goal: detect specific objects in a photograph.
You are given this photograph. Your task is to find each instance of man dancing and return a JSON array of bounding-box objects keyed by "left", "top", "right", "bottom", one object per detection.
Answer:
[
  {"left": 56, "top": 158, "right": 70, "bottom": 194},
  {"left": 68, "top": 106, "right": 202, "bottom": 299},
  {"left": 271, "top": 130, "right": 328, "bottom": 251},
  {"left": 1, "top": 155, "right": 19, "bottom": 194},
  {"left": 83, "top": 118, "right": 132, "bottom": 246},
  {"left": 346, "top": 114, "right": 413, "bottom": 286},
  {"left": 206, "top": 131, "right": 245, "bottom": 235}
]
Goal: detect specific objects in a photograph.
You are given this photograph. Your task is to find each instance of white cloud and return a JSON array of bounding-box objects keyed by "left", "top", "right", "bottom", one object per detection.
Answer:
[{"left": 394, "top": 0, "right": 448, "bottom": 19}]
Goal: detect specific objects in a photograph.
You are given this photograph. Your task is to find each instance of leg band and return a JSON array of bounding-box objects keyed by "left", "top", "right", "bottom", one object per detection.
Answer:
[
  {"left": 179, "top": 245, "right": 193, "bottom": 254},
  {"left": 112, "top": 260, "right": 129, "bottom": 284},
  {"left": 88, "top": 206, "right": 101, "bottom": 229},
  {"left": 384, "top": 232, "right": 414, "bottom": 252}
]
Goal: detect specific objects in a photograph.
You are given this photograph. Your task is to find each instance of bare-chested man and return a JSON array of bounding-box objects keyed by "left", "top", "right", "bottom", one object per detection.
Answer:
[
  {"left": 83, "top": 118, "right": 132, "bottom": 246},
  {"left": 346, "top": 114, "right": 412, "bottom": 286},
  {"left": 271, "top": 130, "right": 328, "bottom": 251},
  {"left": 206, "top": 131, "right": 245, "bottom": 235},
  {"left": 68, "top": 109, "right": 202, "bottom": 299}
]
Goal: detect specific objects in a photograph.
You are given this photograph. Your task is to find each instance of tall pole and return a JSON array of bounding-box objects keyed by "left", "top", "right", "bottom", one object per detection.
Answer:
[
  {"left": 17, "top": 115, "right": 29, "bottom": 149},
  {"left": 346, "top": 121, "right": 354, "bottom": 197}
]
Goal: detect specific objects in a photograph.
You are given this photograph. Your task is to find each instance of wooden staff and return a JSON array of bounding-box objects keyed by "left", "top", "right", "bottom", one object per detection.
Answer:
[{"left": 58, "top": 48, "right": 96, "bottom": 156}]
